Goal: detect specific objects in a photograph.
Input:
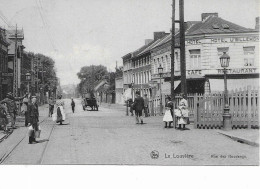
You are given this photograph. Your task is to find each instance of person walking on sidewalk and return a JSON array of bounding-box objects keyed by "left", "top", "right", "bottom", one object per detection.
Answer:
[
  {"left": 176, "top": 93, "right": 189, "bottom": 130},
  {"left": 21, "top": 94, "right": 29, "bottom": 126},
  {"left": 28, "top": 96, "right": 39, "bottom": 144},
  {"left": 163, "top": 96, "right": 174, "bottom": 128},
  {"left": 0, "top": 92, "right": 27, "bottom": 129},
  {"left": 0, "top": 104, "right": 8, "bottom": 132},
  {"left": 54, "top": 95, "right": 65, "bottom": 125},
  {"left": 71, "top": 98, "right": 75, "bottom": 113},
  {"left": 132, "top": 91, "right": 145, "bottom": 124},
  {"left": 143, "top": 94, "right": 149, "bottom": 117},
  {"left": 48, "top": 97, "right": 55, "bottom": 117}
]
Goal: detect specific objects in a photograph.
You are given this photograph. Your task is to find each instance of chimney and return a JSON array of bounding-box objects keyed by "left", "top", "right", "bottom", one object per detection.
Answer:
[
  {"left": 145, "top": 39, "right": 153, "bottom": 45},
  {"left": 201, "top": 13, "right": 218, "bottom": 21},
  {"left": 256, "top": 17, "right": 259, "bottom": 30},
  {"left": 153, "top": 31, "right": 167, "bottom": 41}
]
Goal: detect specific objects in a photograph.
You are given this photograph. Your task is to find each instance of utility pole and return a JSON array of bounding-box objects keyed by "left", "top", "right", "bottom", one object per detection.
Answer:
[
  {"left": 13, "top": 24, "right": 18, "bottom": 96},
  {"left": 179, "top": 0, "right": 187, "bottom": 97},
  {"left": 171, "top": 0, "right": 175, "bottom": 101}
]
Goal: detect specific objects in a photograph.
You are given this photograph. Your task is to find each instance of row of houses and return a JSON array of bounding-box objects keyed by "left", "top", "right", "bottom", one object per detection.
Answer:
[
  {"left": 115, "top": 13, "right": 259, "bottom": 105},
  {"left": 0, "top": 27, "right": 24, "bottom": 100}
]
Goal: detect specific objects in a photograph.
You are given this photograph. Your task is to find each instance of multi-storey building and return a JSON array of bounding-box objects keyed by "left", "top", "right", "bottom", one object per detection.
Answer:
[
  {"left": 151, "top": 13, "right": 259, "bottom": 100},
  {"left": 0, "top": 27, "right": 9, "bottom": 100},
  {"left": 122, "top": 32, "right": 168, "bottom": 100},
  {"left": 6, "top": 29, "right": 25, "bottom": 96}
]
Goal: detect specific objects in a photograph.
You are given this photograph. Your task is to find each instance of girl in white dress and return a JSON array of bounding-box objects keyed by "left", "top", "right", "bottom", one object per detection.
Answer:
[
  {"left": 163, "top": 96, "right": 174, "bottom": 128},
  {"left": 176, "top": 93, "right": 189, "bottom": 130}
]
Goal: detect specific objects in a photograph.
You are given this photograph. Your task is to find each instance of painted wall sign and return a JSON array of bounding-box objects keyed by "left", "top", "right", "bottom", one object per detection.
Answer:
[
  {"left": 186, "top": 39, "right": 201, "bottom": 45},
  {"left": 211, "top": 36, "right": 259, "bottom": 43},
  {"left": 217, "top": 68, "right": 258, "bottom": 74},
  {"left": 187, "top": 70, "right": 202, "bottom": 75}
]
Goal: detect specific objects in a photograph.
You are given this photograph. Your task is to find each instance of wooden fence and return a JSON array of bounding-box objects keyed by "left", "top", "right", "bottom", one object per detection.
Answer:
[
  {"left": 195, "top": 87, "right": 259, "bottom": 129},
  {"left": 149, "top": 87, "right": 259, "bottom": 130}
]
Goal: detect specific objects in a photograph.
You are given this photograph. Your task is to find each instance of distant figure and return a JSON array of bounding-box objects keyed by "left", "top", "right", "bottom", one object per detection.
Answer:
[
  {"left": 71, "top": 98, "right": 75, "bottom": 113},
  {"left": 163, "top": 96, "right": 174, "bottom": 128},
  {"left": 48, "top": 97, "right": 55, "bottom": 117},
  {"left": 55, "top": 95, "right": 65, "bottom": 125},
  {"left": 132, "top": 91, "right": 145, "bottom": 124},
  {"left": 22, "top": 94, "right": 29, "bottom": 126},
  {"left": 143, "top": 94, "right": 149, "bottom": 117},
  {"left": 176, "top": 93, "right": 189, "bottom": 130}
]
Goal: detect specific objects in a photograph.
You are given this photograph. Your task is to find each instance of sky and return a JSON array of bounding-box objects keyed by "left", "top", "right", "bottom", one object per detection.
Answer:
[{"left": 0, "top": 0, "right": 259, "bottom": 86}]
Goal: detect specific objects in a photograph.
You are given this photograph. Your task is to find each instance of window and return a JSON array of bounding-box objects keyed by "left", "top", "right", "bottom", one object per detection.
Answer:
[
  {"left": 189, "top": 49, "right": 201, "bottom": 69},
  {"left": 243, "top": 46, "right": 255, "bottom": 66},
  {"left": 154, "top": 59, "right": 157, "bottom": 74}
]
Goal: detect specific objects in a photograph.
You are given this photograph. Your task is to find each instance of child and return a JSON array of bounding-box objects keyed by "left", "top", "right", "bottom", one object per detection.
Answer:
[
  {"left": 176, "top": 93, "right": 189, "bottom": 130},
  {"left": 0, "top": 104, "right": 8, "bottom": 132},
  {"left": 163, "top": 96, "right": 174, "bottom": 128}
]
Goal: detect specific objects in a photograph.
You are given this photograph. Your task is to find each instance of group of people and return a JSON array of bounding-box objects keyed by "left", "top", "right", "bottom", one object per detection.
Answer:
[{"left": 131, "top": 91, "right": 189, "bottom": 130}]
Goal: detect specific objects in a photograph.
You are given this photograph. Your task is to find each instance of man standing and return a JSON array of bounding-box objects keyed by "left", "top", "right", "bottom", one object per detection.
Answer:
[
  {"left": 0, "top": 92, "right": 27, "bottom": 129},
  {"left": 71, "top": 98, "right": 75, "bottom": 113},
  {"left": 132, "top": 91, "right": 145, "bottom": 124},
  {"left": 48, "top": 97, "right": 55, "bottom": 117},
  {"left": 143, "top": 94, "right": 149, "bottom": 117}
]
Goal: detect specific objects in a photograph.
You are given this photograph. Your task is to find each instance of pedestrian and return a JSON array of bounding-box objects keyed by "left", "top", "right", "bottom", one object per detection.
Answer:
[
  {"left": 128, "top": 98, "right": 134, "bottom": 116},
  {"left": 175, "top": 93, "right": 189, "bottom": 130},
  {"left": 0, "top": 92, "right": 27, "bottom": 129},
  {"left": 71, "top": 98, "right": 75, "bottom": 113},
  {"left": 143, "top": 94, "right": 149, "bottom": 117},
  {"left": 163, "top": 96, "right": 174, "bottom": 128},
  {"left": 132, "top": 91, "right": 145, "bottom": 124},
  {"left": 0, "top": 104, "right": 8, "bottom": 132},
  {"left": 28, "top": 96, "right": 39, "bottom": 144},
  {"left": 54, "top": 94, "right": 65, "bottom": 125},
  {"left": 48, "top": 96, "right": 55, "bottom": 117},
  {"left": 21, "top": 94, "right": 29, "bottom": 126}
]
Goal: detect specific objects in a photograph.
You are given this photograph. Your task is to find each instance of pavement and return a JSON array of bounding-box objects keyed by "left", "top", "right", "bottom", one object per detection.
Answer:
[{"left": 0, "top": 99, "right": 259, "bottom": 165}]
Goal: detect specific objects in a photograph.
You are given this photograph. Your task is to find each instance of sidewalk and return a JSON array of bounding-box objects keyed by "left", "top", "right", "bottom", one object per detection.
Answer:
[{"left": 0, "top": 104, "right": 49, "bottom": 142}]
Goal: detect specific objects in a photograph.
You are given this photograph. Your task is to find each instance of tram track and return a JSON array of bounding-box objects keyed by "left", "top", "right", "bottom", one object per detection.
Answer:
[{"left": 0, "top": 116, "right": 53, "bottom": 164}]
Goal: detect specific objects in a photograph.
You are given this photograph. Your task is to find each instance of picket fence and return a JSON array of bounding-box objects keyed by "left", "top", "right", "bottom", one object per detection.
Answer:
[{"left": 149, "top": 86, "right": 259, "bottom": 130}]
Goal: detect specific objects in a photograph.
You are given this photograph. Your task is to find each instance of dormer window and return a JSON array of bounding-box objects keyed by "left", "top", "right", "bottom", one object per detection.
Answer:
[
  {"left": 222, "top": 24, "right": 229, "bottom": 29},
  {"left": 212, "top": 24, "right": 219, "bottom": 29}
]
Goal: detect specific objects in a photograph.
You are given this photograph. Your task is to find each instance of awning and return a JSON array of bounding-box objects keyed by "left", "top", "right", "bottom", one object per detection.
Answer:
[
  {"left": 161, "top": 80, "right": 181, "bottom": 94},
  {"left": 208, "top": 78, "right": 259, "bottom": 92}
]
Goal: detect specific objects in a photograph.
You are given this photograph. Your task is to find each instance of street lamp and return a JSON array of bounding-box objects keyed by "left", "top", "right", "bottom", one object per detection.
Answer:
[
  {"left": 220, "top": 52, "right": 231, "bottom": 130},
  {"left": 25, "top": 72, "right": 31, "bottom": 93},
  {"left": 158, "top": 64, "right": 163, "bottom": 115}
]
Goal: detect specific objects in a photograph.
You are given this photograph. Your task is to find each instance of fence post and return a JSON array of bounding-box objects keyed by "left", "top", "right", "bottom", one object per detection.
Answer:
[
  {"left": 247, "top": 86, "right": 252, "bottom": 129},
  {"left": 194, "top": 93, "right": 198, "bottom": 129}
]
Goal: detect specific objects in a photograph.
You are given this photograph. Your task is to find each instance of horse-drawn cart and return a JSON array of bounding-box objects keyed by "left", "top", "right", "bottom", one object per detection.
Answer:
[{"left": 82, "top": 93, "right": 99, "bottom": 111}]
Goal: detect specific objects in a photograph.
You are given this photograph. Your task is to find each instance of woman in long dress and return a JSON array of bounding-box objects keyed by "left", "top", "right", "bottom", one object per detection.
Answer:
[
  {"left": 163, "top": 96, "right": 174, "bottom": 128},
  {"left": 55, "top": 95, "right": 65, "bottom": 125},
  {"left": 176, "top": 93, "right": 189, "bottom": 130}
]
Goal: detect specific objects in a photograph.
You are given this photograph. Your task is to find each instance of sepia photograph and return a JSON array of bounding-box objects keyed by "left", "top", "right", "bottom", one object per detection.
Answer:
[{"left": 0, "top": 0, "right": 259, "bottom": 167}]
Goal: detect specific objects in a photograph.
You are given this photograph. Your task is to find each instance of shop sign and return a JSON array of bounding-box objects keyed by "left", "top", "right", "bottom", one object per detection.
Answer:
[
  {"left": 211, "top": 36, "right": 259, "bottom": 43},
  {"left": 186, "top": 39, "right": 201, "bottom": 45},
  {"left": 217, "top": 68, "right": 258, "bottom": 74},
  {"left": 1, "top": 72, "right": 13, "bottom": 77},
  {"left": 187, "top": 70, "right": 202, "bottom": 75}
]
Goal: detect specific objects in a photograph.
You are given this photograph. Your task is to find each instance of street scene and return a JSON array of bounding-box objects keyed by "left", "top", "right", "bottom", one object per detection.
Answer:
[{"left": 0, "top": 0, "right": 259, "bottom": 166}]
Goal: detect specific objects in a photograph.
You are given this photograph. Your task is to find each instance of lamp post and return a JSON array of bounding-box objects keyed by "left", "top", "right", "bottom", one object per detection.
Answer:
[
  {"left": 158, "top": 64, "right": 163, "bottom": 115},
  {"left": 25, "top": 72, "right": 31, "bottom": 93},
  {"left": 220, "top": 52, "right": 232, "bottom": 130}
]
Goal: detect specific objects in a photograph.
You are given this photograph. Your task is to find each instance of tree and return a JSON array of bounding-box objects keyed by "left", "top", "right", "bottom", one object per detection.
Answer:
[{"left": 77, "top": 65, "right": 108, "bottom": 95}]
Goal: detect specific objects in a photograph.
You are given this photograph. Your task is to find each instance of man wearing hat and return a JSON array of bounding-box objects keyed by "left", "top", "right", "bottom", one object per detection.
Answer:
[
  {"left": 0, "top": 92, "right": 27, "bottom": 129},
  {"left": 132, "top": 91, "right": 145, "bottom": 124}
]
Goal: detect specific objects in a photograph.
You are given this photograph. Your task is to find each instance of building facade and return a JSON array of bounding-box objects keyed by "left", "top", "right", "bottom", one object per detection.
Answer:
[
  {"left": 0, "top": 27, "right": 9, "bottom": 100},
  {"left": 150, "top": 13, "right": 259, "bottom": 100},
  {"left": 122, "top": 32, "right": 168, "bottom": 100}
]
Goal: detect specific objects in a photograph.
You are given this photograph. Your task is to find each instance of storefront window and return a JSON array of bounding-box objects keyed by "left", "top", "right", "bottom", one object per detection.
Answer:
[
  {"left": 189, "top": 49, "right": 201, "bottom": 69},
  {"left": 243, "top": 46, "right": 255, "bottom": 66}
]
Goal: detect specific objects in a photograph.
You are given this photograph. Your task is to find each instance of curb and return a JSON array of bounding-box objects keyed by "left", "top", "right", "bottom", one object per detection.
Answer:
[{"left": 218, "top": 132, "right": 259, "bottom": 147}]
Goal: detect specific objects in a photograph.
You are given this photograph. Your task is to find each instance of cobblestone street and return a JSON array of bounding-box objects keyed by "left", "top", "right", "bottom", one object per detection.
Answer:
[{"left": 0, "top": 99, "right": 258, "bottom": 165}]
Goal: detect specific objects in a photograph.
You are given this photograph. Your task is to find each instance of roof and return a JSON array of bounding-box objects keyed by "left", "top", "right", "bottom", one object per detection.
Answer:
[
  {"left": 6, "top": 29, "right": 24, "bottom": 39},
  {"left": 186, "top": 15, "right": 256, "bottom": 36}
]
